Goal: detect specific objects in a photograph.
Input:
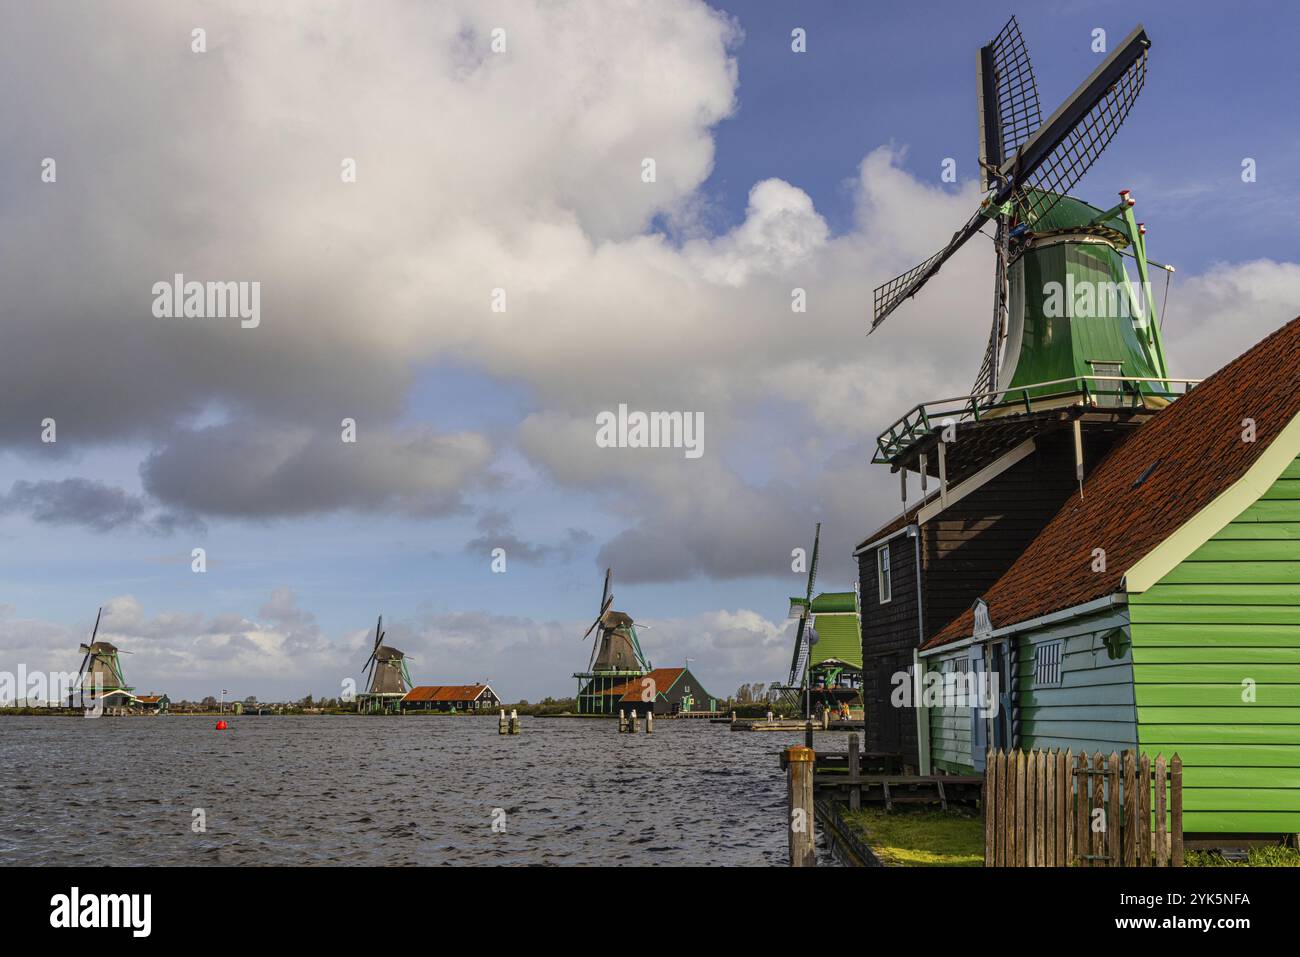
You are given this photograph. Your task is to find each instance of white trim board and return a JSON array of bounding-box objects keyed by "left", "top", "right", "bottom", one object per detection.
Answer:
[
  {"left": 917, "top": 438, "right": 1037, "bottom": 526},
  {"left": 1124, "top": 409, "right": 1300, "bottom": 592}
]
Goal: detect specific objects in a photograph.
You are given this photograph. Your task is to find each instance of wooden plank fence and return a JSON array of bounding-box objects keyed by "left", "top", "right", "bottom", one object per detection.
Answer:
[{"left": 984, "top": 748, "right": 1182, "bottom": 867}]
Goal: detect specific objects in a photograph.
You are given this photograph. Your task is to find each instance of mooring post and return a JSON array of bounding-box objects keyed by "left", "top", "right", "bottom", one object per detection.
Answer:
[
  {"left": 509, "top": 709, "right": 520, "bottom": 734},
  {"left": 631, "top": 711, "right": 640, "bottom": 734},
  {"left": 646, "top": 710, "right": 653, "bottom": 734},
  {"left": 498, "top": 709, "right": 507, "bottom": 735},
  {"left": 847, "top": 733, "right": 861, "bottom": 811},
  {"left": 618, "top": 709, "right": 626, "bottom": 733},
  {"left": 784, "top": 745, "right": 816, "bottom": 867},
  {"left": 805, "top": 720, "right": 814, "bottom": 749},
  {"left": 822, "top": 708, "right": 830, "bottom": 731}
]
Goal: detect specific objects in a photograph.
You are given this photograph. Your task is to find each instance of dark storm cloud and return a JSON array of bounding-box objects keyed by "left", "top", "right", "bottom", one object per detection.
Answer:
[
  {"left": 140, "top": 423, "right": 494, "bottom": 518},
  {"left": 0, "top": 478, "right": 202, "bottom": 534},
  {"left": 463, "top": 509, "right": 593, "bottom": 564}
]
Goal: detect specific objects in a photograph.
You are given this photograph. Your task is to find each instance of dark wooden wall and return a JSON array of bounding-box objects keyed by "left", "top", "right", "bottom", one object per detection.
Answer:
[{"left": 857, "top": 426, "right": 1124, "bottom": 767}]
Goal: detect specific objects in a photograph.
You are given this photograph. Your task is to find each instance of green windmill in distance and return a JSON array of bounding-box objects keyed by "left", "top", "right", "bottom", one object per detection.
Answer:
[
  {"left": 775, "top": 524, "right": 864, "bottom": 719},
  {"left": 871, "top": 18, "right": 1175, "bottom": 412},
  {"left": 72, "top": 606, "right": 135, "bottom": 708}
]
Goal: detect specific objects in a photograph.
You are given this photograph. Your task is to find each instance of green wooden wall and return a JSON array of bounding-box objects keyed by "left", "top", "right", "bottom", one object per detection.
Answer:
[
  {"left": 926, "top": 604, "right": 1137, "bottom": 774},
  {"left": 1014, "top": 607, "right": 1137, "bottom": 756},
  {"left": 1129, "top": 454, "right": 1300, "bottom": 834},
  {"left": 928, "top": 650, "right": 973, "bottom": 774}
]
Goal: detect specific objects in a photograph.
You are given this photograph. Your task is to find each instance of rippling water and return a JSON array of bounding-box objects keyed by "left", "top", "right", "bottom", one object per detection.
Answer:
[{"left": 0, "top": 715, "right": 845, "bottom": 865}]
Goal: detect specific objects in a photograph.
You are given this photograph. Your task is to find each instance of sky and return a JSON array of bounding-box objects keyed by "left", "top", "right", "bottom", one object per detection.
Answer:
[{"left": 1, "top": 0, "right": 1297, "bottom": 703}]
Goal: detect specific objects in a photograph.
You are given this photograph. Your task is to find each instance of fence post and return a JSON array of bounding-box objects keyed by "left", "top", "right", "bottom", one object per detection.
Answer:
[
  {"left": 1056, "top": 749, "right": 1069, "bottom": 866},
  {"left": 785, "top": 745, "right": 816, "bottom": 867},
  {"left": 1027, "top": 750, "right": 1039, "bottom": 867},
  {"left": 984, "top": 749, "right": 996, "bottom": 866},
  {"left": 1155, "top": 754, "right": 1169, "bottom": 866},
  {"left": 1171, "top": 755, "right": 1184, "bottom": 867},
  {"left": 1138, "top": 753, "right": 1151, "bottom": 866},
  {"left": 1074, "top": 751, "right": 1089, "bottom": 866},
  {"left": 1108, "top": 750, "right": 1121, "bottom": 866},
  {"left": 1122, "top": 750, "right": 1137, "bottom": 866},
  {"left": 1044, "top": 749, "right": 1057, "bottom": 866},
  {"left": 847, "top": 734, "right": 861, "bottom": 812}
]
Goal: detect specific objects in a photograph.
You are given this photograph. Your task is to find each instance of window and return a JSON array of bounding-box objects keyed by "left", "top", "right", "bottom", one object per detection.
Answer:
[
  {"left": 1034, "top": 640, "right": 1063, "bottom": 686},
  {"left": 877, "top": 544, "right": 892, "bottom": 604}
]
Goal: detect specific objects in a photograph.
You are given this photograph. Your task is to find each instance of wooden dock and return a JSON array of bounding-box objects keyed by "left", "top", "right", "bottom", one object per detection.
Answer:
[
  {"left": 781, "top": 736, "right": 981, "bottom": 811},
  {"left": 730, "top": 717, "right": 865, "bottom": 732}
]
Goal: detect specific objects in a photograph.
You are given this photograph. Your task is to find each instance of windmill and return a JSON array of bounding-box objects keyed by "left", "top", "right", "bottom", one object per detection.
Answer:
[
  {"left": 572, "top": 568, "right": 651, "bottom": 714},
  {"left": 356, "top": 615, "right": 413, "bottom": 713},
  {"left": 773, "top": 524, "right": 865, "bottom": 718},
  {"left": 71, "top": 606, "right": 133, "bottom": 707},
  {"left": 870, "top": 19, "right": 1171, "bottom": 410}
]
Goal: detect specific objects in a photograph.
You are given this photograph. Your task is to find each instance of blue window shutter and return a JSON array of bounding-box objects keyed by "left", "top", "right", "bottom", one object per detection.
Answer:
[{"left": 969, "top": 644, "right": 987, "bottom": 771}]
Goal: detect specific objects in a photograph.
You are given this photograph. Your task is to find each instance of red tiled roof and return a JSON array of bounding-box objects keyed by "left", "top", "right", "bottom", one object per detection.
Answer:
[
  {"left": 596, "top": 667, "right": 686, "bottom": 701},
  {"left": 403, "top": 684, "right": 491, "bottom": 702},
  {"left": 925, "top": 316, "right": 1300, "bottom": 651}
]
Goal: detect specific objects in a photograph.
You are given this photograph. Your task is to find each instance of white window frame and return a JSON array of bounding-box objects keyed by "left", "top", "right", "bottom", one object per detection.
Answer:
[{"left": 876, "top": 544, "right": 892, "bottom": 604}]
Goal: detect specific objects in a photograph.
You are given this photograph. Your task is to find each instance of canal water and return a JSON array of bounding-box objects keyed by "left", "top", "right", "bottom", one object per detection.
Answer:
[{"left": 0, "top": 716, "right": 845, "bottom": 865}]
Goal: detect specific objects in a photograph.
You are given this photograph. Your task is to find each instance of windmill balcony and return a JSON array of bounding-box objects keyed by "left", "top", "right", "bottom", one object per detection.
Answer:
[{"left": 873, "top": 375, "right": 1202, "bottom": 469}]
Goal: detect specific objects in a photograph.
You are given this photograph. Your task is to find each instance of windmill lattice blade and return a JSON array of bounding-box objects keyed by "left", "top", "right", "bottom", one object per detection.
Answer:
[
  {"left": 90, "top": 606, "right": 102, "bottom": 643},
  {"left": 988, "top": 17, "right": 1041, "bottom": 169},
  {"left": 787, "top": 615, "right": 807, "bottom": 688},
  {"left": 806, "top": 523, "right": 821, "bottom": 601},
  {"left": 870, "top": 211, "right": 984, "bottom": 331},
  {"left": 992, "top": 24, "right": 1149, "bottom": 226},
  {"left": 1014, "top": 47, "right": 1146, "bottom": 225}
]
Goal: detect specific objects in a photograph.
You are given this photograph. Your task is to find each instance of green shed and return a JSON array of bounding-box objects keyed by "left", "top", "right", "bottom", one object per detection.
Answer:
[{"left": 916, "top": 316, "right": 1300, "bottom": 836}]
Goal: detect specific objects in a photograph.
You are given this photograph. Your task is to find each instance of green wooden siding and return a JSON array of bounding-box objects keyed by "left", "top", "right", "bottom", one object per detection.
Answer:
[
  {"left": 1129, "top": 454, "right": 1300, "bottom": 834},
  {"left": 1014, "top": 607, "right": 1137, "bottom": 756},
  {"left": 927, "top": 649, "right": 973, "bottom": 774},
  {"left": 810, "top": 611, "right": 862, "bottom": 668},
  {"left": 926, "top": 606, "right": 1136, "bottom": 772}
]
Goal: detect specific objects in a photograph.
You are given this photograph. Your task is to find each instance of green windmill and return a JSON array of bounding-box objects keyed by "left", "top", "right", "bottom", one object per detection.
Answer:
[
  {"left": 775, "top": 524, "right": 863, "bottom": 717},
  {"left": 871, "top": 18, "right": 1175, "bottom": 411}
]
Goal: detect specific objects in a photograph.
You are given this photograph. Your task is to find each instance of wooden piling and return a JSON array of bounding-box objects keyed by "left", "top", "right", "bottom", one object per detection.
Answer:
[
  {"left": 631, "top": 711, "right": 640, "bottom": 733},
  {"left": 498, "top": 709, "right": 508, "bottom": 735},
  {"left": 784, "top": 745, "right": 816, "bottom": 867},
  {"left": 509, "top": 709, "right": 520, "bottom": 734},
  {"left": 618, "top": 709, "right": 627, "bottom": 733},
  {"left": 646, "top": 710, "right": 653, "bottom": 734}
]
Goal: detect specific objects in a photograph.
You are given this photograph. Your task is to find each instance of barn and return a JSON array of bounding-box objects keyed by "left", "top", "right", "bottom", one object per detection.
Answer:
[
  {"left": 595, "top": 667, "right": 718, "bottom": 717},
  {"left": 402, "top": 684, "right": 501, "bottom": 713},
  {"left": 917, "top": 318, "right": 1300, "bottom": 836}
]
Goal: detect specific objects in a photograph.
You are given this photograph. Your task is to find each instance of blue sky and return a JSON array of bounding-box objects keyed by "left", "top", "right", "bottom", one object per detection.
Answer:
[{"left": 1, "top": 0, "right": 1296, "bottom": 702}]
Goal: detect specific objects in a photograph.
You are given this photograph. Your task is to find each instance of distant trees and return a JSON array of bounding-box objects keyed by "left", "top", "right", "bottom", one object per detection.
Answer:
[{"left": 733, "top": 682, "right": 768, "bottom": 704}]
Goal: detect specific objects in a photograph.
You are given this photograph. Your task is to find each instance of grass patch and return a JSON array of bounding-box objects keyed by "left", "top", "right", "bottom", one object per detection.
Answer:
[
  {"left": 1186, "top": 846, "right": 1300, "bottom": 867},
  {"left": 842, "top": 807, "right": 983, "bottom": 867}
]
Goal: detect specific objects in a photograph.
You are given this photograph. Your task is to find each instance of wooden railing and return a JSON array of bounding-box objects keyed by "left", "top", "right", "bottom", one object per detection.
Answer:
[
  {"left": 983, "top": 748, "right": 1183, "bottom": 867},
  {"left": 874, "top": 376, "right": 1201, "bottom": 463}
]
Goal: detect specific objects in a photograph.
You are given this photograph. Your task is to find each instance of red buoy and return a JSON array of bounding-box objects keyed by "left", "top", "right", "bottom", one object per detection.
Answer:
[{"left": 215, "top": 719, "right": 228, "bottom": 730}]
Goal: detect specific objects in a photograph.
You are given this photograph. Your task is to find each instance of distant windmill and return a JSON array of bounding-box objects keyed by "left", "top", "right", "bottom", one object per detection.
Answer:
[
  {"left": 573, "top": 568, "right": 650, "bottom": 714},
  {"left": 357, "top": 615, "right": 413, "bottom": 713},
  {"left": 72, "top": 607, "right": 133, "bottom": 706}
]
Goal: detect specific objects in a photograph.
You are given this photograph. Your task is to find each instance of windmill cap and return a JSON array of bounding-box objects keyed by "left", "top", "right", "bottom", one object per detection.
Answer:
[{"left": 374, "top": 645, "right": 406, "bottom": 660}]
